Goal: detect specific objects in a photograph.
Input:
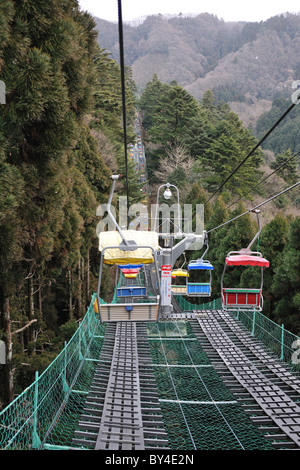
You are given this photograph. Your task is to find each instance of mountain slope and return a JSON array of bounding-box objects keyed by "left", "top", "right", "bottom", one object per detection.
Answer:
[
  {"left": 94, "top": 12, "right": 300, "bottom": 124},
  {"left": 185, "top": 26, "right": 298, "bottom": 101}
]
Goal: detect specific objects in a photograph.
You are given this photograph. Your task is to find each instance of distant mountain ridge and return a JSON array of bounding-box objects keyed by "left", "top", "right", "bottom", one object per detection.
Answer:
[{"left": 94, "top": 12, "right": 300, "bottom": 126}]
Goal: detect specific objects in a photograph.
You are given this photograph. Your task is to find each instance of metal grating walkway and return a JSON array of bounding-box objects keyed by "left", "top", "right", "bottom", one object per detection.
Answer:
[
  {"left": 72, "top": 321, "right": 169, "bottom": 450},
  {"left": 192, "top": 310, "right": 300, "bottom": 449},
  {"left": 95, "top": 322, "right": 144, "bottom": 450}
]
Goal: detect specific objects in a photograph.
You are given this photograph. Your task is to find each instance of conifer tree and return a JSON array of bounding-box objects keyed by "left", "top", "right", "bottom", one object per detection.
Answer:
[
  {"left": 271, "top": 217, "right": 300, "bottom": 334},
  {"left": 0, "top": 0, "right": 112, "bottom": 402}
]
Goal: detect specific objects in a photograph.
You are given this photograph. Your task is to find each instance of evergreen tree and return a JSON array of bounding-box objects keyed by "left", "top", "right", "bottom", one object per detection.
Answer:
[
  {"left": 271, "top": 217, "right": 300, "bottom": 335},
  {"left": 258, "top": 213, "right": 289, "bottom": 318},
  {"left": 270, "top": 149, "right": 299, "bottom": 184},
  {"left": 138, "top": 74, "right": 170, "bottom": 131},
  {"left": 0, "top": 0, "right": 112, "bottom": 403},
  {"left": 148, "top": 84, "right": 200, "bottom": 146}
]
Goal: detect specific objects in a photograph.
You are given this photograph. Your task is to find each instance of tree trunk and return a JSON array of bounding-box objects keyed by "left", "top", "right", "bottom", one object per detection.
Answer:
[
  {"left": 2, "top": 295, "right": 14, "bottom": 405},
  {"left": 86, "top": 250, "right": 90, "bottom": 304},
  {"left": 37, "top": 272, "right": 42, "bottom": 315},
  {"left": 28, "top": 273, "right": 35, "bottom": 354},
  {"left": 67, "top": 268, "right": 73, "bottom": 321},
  {"left": 77, "top": 258, "right": 82, "bottom": 318}
]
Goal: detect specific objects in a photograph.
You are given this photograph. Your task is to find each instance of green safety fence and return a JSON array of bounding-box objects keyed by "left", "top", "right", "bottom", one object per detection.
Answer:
[
  {"left": 176, "top": 295, "right": 300, "bottom": 373},
  {"left": 0, "top": 292, "right": 299, "bottom": 450},
  {"left": 233, "top": 309, "right": 300, "bottom": 372},
  {"left": 176, "top": 295, "right": 222, "bottom": 311}
]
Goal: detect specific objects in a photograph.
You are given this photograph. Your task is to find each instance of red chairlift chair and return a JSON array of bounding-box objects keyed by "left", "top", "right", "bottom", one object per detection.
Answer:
[{"left": 221, "top": 210, "right": 269, "bottom": 311}]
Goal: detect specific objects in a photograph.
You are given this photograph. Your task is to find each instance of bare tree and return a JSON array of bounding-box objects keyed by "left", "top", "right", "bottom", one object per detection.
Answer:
[{"left": 153, "top": 144, "right": 196, "bottom": 195}]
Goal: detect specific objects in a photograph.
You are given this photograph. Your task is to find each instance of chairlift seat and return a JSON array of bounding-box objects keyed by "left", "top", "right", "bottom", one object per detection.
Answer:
[
  {"left": 222, "top": 251, "right": 269, "bottom": 311},
  {"left": 117, "top": 264, "right": 143, "bottom": 269},
  {"left": 117, "top": 286, "right": 146, "bottom": 297},
  {"left": 121, "top": 268, "right": 140, "bottom": 279},
  {"left": 187, "top": 283, "right": 211, "bottom": 295},
  {"left": 99, "top": 230, "right": 159, "bottom": 265},
  {"left": 222, "top": 287, "right": 261, "bottom": 309},
  {"left": 171, "top": 268, "right": 188, "bottom": 278},
  {"left": 186, "top": 259, "right": 213, "bottom": 297}
]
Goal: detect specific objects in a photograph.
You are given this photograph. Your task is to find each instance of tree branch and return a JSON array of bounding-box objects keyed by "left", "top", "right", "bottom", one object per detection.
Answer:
[{"left": 12, "top": 319, "right": 37, "bottom": 336}]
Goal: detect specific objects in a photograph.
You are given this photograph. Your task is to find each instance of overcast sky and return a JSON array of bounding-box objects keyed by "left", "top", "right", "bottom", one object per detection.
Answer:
[{"left": 79, "top": 0, "right": 300, "bottom": 23}]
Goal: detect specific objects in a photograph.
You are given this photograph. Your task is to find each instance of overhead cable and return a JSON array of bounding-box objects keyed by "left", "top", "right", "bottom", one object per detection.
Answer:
[
  {"left": 226, "top": 151, "right": 300, "bottom": 210},
  {"left": 207, "top": 180, "right": 300, "bottom": 233},
  {"left": 118, "top": 0, "right": 130, "bottom": 219},
  {"left": 205, "top": 95, "right": 300, "bottom": 206}
]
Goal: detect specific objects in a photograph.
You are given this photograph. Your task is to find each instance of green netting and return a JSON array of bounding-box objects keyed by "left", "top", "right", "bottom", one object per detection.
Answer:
[
  {"left": 147, "top": 320, "right": 274, "bottom": 450},
  {"left": 232, "top": 309, "right": 300, "bottom": 373},
  {"left": 1, "top": 292, "right": 299, "bottom": 450},
  {"left": 176, "top": 295, "right": 222, "bottom": 311},
  {"left": 0, "top": 294, "right": 106, "bottom": 450},
  {"left": 177, "top": 295, "right": 300, "bottom": 374},
  {"left": 159, "top": 402, "right": 274, "bottom": 450}
]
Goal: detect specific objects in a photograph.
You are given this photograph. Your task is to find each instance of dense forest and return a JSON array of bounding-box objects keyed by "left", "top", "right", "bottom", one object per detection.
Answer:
[
  {"left": 0, "top": 0, "right": 141, "bottom": 406},
  {"left": 0, "top": 1, "right": 299, "bottom": 408}
]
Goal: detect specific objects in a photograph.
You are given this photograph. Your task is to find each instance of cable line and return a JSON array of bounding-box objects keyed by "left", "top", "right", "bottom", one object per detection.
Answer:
[
  {"left": 204, "top": 97, "right": 300, "bottom": 206},
  {"left": 118, "top": 0, "right": 130, "bottom": 220},
  {"left": 226, "top": 151, "right": 300, "bottom": 210},
  {"left": 207, "top": 180, "right": 300, "bottom": 233}
]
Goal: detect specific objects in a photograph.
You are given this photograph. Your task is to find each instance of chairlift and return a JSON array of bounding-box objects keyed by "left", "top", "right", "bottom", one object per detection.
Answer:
[
  {"left": 221, "top": 210, "right": 269, "bottom": 311},
  {"left": 119, "top": 264, "right": 142, "bottom": 279},
  {"left": 95, "top": 175, "right": 161, "bottom": 322},
  {"left": 171, "top": 254, "right": 188, "bottom": 294},
  {"left": 117, "top": 264, "right": 146, "bottom": 297},
  {"left": 186, "top": 259, "right": 213, "bottom": 297}
]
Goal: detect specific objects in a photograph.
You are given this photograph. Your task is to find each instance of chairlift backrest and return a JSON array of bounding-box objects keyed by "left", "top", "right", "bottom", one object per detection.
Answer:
[
  {"left": 188, "top": 259, "right": 213, "bottom": 270},
  {"left": 225, "top": 251, "right": 269, "bottom": 267}
]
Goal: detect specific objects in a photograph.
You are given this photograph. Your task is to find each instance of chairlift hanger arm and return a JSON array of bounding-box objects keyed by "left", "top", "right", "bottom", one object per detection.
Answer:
[
  {"left": 246, "top": 209, "right": 261, "bottom": 252},
  {"left": 171, "top": 234, "right": 204, "bottom": 266},
  {"left": 106, "top": 175, "right": 129, "bottom": 246}
]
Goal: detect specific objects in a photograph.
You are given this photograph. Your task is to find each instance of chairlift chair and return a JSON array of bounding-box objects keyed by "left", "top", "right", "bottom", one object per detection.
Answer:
[
  {"left": 95, "top": 175, "right": 161, "bottom": 322},
  {"left": 117, "top": 264, "right": 146, "bottom": 297},
  {"left": 221, "top": 210, "right": 269, "bottom": 311},
  {"left": 186, "top": 259, "right": 213, "bottom": 296},
  {"left": 186, "top": 234, "right": 213, "bottom": 297},
  {"left": 171, "top": 268, "right": 188, "bottom": 295}
]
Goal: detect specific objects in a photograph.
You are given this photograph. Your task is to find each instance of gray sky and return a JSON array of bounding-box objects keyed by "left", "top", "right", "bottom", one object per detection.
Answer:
[{"left": 79, "top": 0, "right": 300, "bottom": 23}]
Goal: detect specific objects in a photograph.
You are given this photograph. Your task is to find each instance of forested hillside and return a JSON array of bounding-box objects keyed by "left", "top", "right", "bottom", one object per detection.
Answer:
[
  {"left": 0, "top": 1, "right": 299, "bottom": 409},
  {"left": 95, "top": 13, "right": 300, "bottom": 99},
  {"left": 95, "top": 12, "right": 300, "bottom": 127}
]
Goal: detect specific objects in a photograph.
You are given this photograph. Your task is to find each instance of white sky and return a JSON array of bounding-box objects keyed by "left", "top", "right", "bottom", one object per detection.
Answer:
[{"left": 78, "top": 0, "right": 300, "bottom": 23}]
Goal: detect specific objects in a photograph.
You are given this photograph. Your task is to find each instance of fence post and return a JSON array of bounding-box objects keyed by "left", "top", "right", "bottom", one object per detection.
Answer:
[
  {"left": 251, "top": 310, "right": 256, "bottom": 336},
  {"left": 63, "top": 341, "right": 69, "bottom": 393},
  {"left": 78, "top": 321, "right": 83, "bottom": 360},
  {"left": 281, "top": 324, "right": 284, "bottom": 360},
  {"left": 32, "top": 371, "right": 41, "bottom": 449}
]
